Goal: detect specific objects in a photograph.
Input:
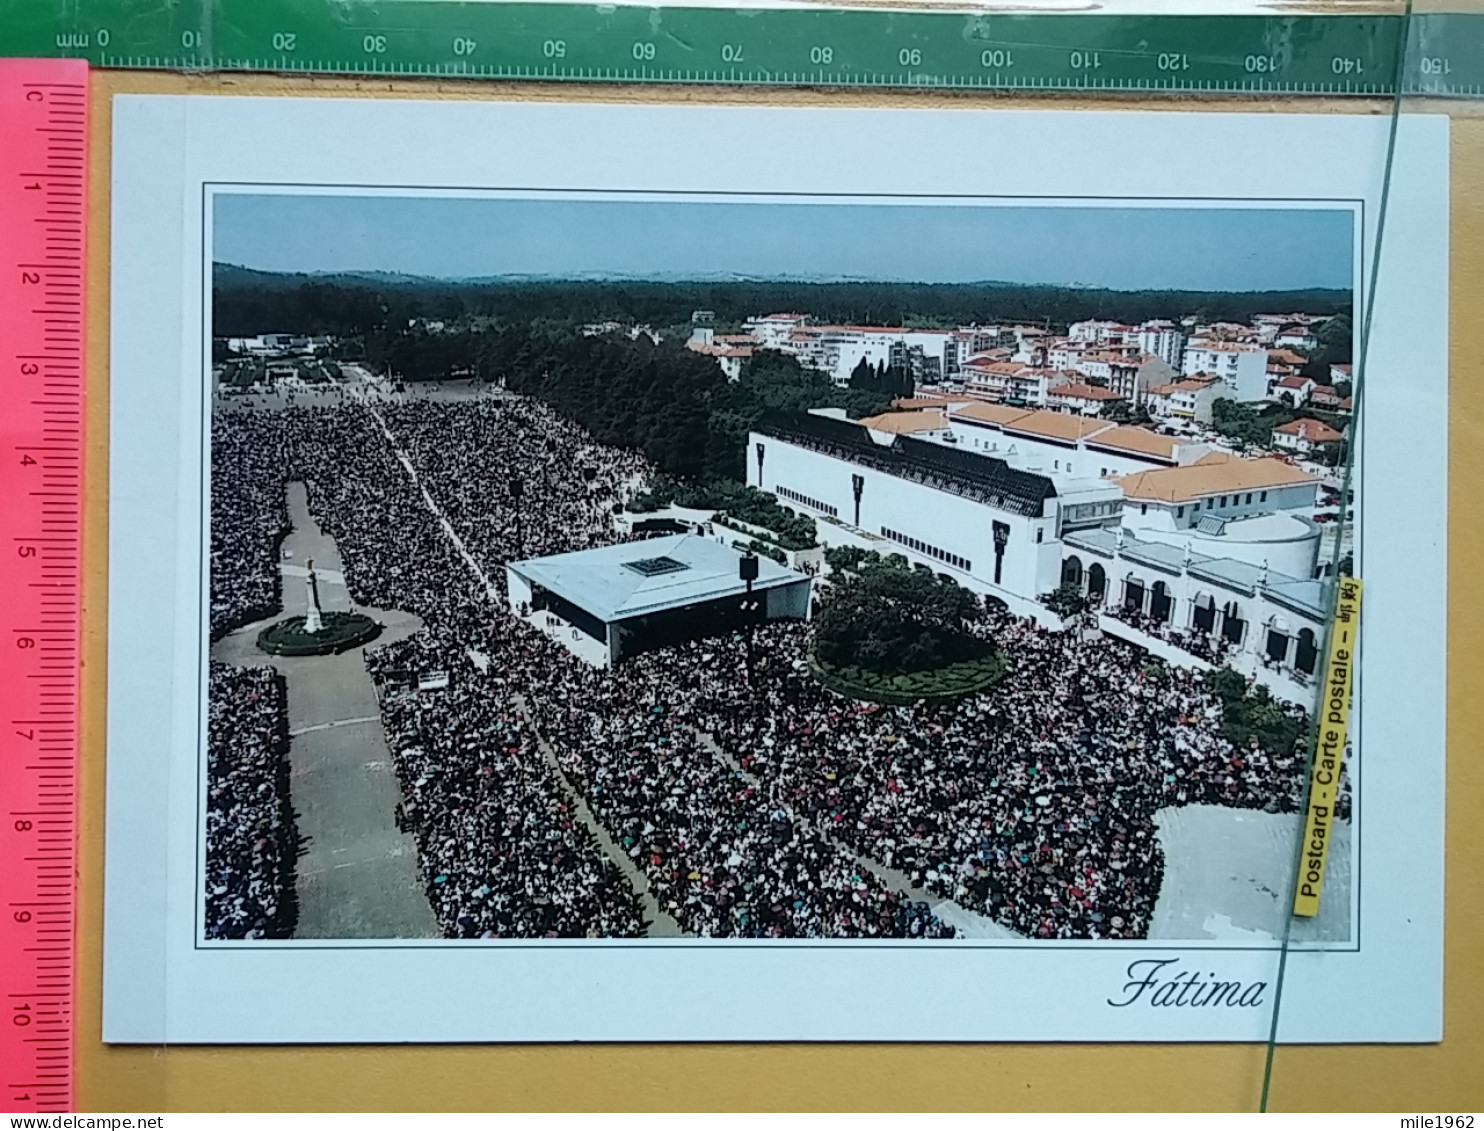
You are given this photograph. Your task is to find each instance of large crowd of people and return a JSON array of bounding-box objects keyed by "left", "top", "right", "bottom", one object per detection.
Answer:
[
  {"left": 205, "top": 379, "right": 1342, "bottom": 941},
  {"left": 206, "top": 409, "right": 299, "bottom": 940},
  {"left": 527, "top": 635, "right": 955, "bottom": 939},
  {"left": 379, "top": 398, "right": 644, "bottom": 568},
  {"left": 370, "top": 634, "right": 648, "bottom": 937},
  {"left": 209, "top": 411, "right": 290, "bottom": 638},
  {"left": 636, "top": 619, "right": 1312, "bottom": 939},
  {"left": 205, "top": 662, "right": 295, "bottom": 939},
  {"left": 1104, "top": 604, "right": 1237, "bottom": 667}
]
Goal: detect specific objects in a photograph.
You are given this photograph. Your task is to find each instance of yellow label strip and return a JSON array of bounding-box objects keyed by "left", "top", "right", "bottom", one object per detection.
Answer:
[{"left": 1293, "top": 575, "right": 1362, "bottom": 918}]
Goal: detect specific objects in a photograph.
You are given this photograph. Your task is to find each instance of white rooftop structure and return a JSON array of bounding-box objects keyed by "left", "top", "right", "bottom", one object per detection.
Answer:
[
  {"left": 506, "top": 534, "right": 812, "bottom": 666},
  {"left": 510, "top": 534, "right": 802, "bottom": 622}
]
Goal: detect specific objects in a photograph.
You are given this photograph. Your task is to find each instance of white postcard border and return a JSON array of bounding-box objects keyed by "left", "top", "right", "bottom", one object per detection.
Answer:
[{"left": 104, "top": 98, "right": 1447, "bottom": 1043}]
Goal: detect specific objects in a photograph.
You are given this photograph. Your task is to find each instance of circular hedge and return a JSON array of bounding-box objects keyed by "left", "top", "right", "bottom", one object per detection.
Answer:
[
  {"left": 256, "top": 611, "right": 382, "bottom": 657},
  {"left": 808, "top": 650, "right": 1005, "bottom": 706}
]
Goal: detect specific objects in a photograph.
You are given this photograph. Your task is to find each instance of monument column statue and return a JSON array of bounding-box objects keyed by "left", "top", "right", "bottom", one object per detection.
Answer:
[
  {"left": 257, "top": 552, "right": 380, "bottom": 657},
  {"left": 304, "top": 557, "right": 324, "bottom": 635}
]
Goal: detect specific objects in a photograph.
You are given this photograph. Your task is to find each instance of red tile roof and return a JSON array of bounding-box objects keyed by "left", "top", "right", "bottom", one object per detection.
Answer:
[
  {"left": 1047, "top": 383, "right": 1124, "bottom": 402},
  {"left": 1273, "top": 417, "right": 1344, "bottom": 443},
  {"left": 1117, "top": 457, "right": 1318, "bottom": 504}
]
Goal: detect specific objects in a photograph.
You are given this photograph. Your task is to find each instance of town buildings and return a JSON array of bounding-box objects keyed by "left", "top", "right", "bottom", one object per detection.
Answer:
[
  {"left": 1272, "top": 374, "right": 1318, "bottom": 406},
  {"left": 1067, "top": 318, "right": 1186, "bottom": 369},
  {"left": 1308, "top": 385, "right": 1353, "bottom": 414},
  {"left": 686, "top": 325, "right": 755, "bottom": 381},
  {"left": 740, "top": 316, "right": 957, "bottom": 385},
  {"left": 1145, "top": 376, "right": 1223, "bottom": 424},
  {"left": 1272, "top": 416, "right": 1346, "bottom": 457},
  {"left": 960, "top": 360, "right": 1065, "bottom": 405},
  {"left": 1181, "top": 339, "right": 1270, "bottom": 402},
  {"left": 726, "top": 311, "right": 1313, "bottom": 410},
  {"left": 1046, "top": 382, "right": 1127, "bottom": 416}
]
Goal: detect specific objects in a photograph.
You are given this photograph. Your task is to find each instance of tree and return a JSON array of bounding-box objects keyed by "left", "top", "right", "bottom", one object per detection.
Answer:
[
  {"left": 814, "top": 557, "right": 987, "bottom": 674},
  {"left": 1204, "top": 667, "right": 1249, "bottom": 703},
  {"left": 1202, "top": 667, "right": 1308, "bottom": 758},
  {"left": 846, "top": 356, "right": 916, "bottom": 401},
  {"left": 747, "top": 539, "right": 787, "bottom": 564},
  {"left": 1104, "top": 401, "right": 1151, "bottom": 426},
  {"left": 824, "top": 545, "right": 877, "bottom": 576},
  {"left": 1041, "top": 583, "right": 1088, "bottom": 619},
  {"left": 213, "top": 268, "right": 1353, "bottom": 340},
  {"left": 706, "top": 482, "right": 818, "bottom": 550},
  {"left": 1316, "top": 312, "right": 1353, "bottom": 356},
  {"left": 1301, "top": 312, "right": 1354, "bottom": 382},
  {"left": 1211, "top": 397, "right": 1296, "bottom": 451}
]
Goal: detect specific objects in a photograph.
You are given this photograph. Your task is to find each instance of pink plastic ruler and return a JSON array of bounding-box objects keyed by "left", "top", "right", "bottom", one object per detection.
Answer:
[{"left": 0, "top": 57, "right": 88, "bottom": 1115}]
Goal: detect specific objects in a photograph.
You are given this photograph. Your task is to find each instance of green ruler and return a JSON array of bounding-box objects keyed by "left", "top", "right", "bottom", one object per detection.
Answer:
[{"left": 2, "top": 1, "right": 1483, "bottom": 96}]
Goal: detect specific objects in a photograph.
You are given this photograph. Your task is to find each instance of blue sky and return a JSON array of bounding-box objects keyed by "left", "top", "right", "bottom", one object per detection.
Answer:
[{"left": 214, "top": 194, "right": 1354, "bottom": 292}]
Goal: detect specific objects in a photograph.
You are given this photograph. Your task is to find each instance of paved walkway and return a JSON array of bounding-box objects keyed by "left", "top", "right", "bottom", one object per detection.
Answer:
[
  {"left": 211, "top": 482, "right": 439, "bottom": 939},
  {"left": 1149, "top": 803, "right": 1352, "bottom": 943}
]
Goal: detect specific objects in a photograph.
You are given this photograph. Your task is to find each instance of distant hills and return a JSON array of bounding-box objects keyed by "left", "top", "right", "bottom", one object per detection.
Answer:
[
  {"left": 211, "top": 262, "right": 1353, "bottom": 340},
  {"left": 214, "top": 263, "right": 1095, "bottom": 289}
]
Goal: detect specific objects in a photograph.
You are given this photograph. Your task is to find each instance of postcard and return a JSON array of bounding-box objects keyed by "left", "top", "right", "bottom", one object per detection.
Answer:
[{"left": 104, "top": 97, "right": 1446, "bottom": 1042}]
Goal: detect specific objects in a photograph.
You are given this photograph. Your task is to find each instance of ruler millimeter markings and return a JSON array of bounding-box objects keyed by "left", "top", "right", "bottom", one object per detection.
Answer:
[
  {"left": 0, "top": 56, "right": 88, "bottom": 1115},
  {"left": 6, "top": 3, "right": 1482, "bottom": 97}
]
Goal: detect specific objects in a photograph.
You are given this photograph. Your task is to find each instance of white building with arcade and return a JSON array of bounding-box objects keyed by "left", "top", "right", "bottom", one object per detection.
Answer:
[{"left": 748, "top": 410, "right": 1329, "bottom": 701}]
